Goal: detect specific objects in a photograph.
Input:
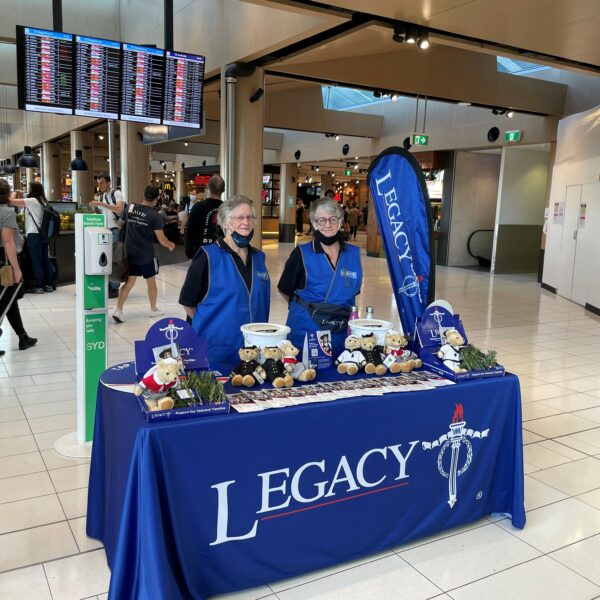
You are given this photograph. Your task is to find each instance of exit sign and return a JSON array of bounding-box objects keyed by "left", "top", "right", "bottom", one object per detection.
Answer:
[
  {"left": 505, "top": 130, "right": 521, "bottom": 142},
  {"left": 411, "top": 134, "right": 429, "bottom": 146},
  {"left": 344, "top": 169, "right": 352, "bottom": 176}
]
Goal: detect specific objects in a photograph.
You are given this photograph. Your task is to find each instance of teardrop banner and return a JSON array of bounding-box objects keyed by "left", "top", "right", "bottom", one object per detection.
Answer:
[{"left": 367, "top": 147, "right": 436, "bottom": 336}]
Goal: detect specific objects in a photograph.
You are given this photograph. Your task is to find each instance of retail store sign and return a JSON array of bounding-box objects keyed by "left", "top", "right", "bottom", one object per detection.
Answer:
[
  {"left": 505, "top": 130, "right": 521, "bottom": 142},
  {"left": 411, "top": 134, "right": 429, "bottom": 146}
]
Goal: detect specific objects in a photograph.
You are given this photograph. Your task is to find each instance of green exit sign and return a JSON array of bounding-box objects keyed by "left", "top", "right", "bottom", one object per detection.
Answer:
[
  {"left": 344, "top": 169, "right": 352, "bottom": 176},
  {"left": 505, "top": 130, "right": 521, "bottom": 142},
  {"left": 411, "top": 134, "right": 429, "bottom": 146}
]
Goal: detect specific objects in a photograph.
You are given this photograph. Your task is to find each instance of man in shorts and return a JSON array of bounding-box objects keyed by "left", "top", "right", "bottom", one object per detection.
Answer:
[{"left": 112, "top": 186, "right": 175, "bottom": 323}]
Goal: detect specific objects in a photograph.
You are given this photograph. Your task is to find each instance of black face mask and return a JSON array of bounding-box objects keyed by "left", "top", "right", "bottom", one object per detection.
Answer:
[
  {"left": 314, "top": 229, "right": 341, "bottom": 246},
  {"left": 231, "top": 229, "right": 254, "bottom": 248}
]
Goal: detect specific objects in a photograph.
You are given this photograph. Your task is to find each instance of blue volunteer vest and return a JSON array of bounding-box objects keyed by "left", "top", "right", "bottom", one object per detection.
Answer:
[
  {"left": 286, "top": 241, "right": 362, "bottom": 357},
  {"left": 192, "top": 243, "right": 270, "bottom": 367}
]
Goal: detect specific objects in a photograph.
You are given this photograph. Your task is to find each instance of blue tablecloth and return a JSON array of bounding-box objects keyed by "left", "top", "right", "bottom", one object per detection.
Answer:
[{"left": 87, "top": 364, "right": 525, "bottom": 600}]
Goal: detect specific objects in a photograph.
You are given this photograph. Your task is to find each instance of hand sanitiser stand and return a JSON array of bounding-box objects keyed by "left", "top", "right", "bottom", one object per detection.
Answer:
[{"left": 55, "top": 213, "right": 112, "bottom": 457}]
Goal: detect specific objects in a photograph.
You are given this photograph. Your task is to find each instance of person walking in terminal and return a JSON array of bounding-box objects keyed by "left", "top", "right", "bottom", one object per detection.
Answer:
[
  {"left": 0, "top": 180, "right": 37, "bottom": 352},
  {"left": 90, "top": 174, "right": 125, "bottom": 299},
  {"left": 278, "top": 198, "right": 362, "bottom": 357},
  {"left": 348, "top": 202, "right": 361, "bottom": 240},
  {"left": 10, "top": 182, "right": 54, "bottom": 294},
  {"left": 112, "top": 186, "right": 175, "bottom": 323},
  {"left": 184, "top": 174, "right": 225, "bottom": 259},
  {"left": 179, "top": 196, "right": 270, "bottom": 368}
]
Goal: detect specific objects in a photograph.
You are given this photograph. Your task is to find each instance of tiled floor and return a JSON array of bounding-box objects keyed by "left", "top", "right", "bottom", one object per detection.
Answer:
[{"left": 0, "top": 233, "right": 599, "bottom": 599}]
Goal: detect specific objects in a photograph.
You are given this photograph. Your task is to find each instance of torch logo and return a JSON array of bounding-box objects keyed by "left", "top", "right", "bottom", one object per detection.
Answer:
[
  {"left": 422, "top": 404, "right": 490, "bottom": 508},
  {"left": 159, "top": 319, "right": 184, "bottom": 344}
]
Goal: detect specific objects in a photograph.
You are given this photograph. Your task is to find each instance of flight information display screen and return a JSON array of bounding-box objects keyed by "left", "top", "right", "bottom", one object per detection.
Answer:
[
  {"left": 74, "top": 36, "right": 121, "bottom": 119},
  {"left": 120, "top": 43, "right": 164, "bottom": 124},
  {"left": 162, "top": 50, "right": 205, "bottom": 129},
  {"left": 17, "top": 26, "right": 74, "bottom": 115}
]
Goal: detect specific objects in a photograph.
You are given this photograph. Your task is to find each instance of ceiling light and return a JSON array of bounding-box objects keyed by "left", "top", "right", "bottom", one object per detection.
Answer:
[
  {"left": 417, "top": 30, "right": 430, "bottom": 49},
  {"left": 457, "top": 101, "right": 471, "bottom": 107},
  {"left": 184, "top": 141, "right": 188, "bottom": 146},
  {"left": 373, "top": 91, "right": 382, "bottom": 98},
  {"left": 391, "top": 94, "right": 398, "bottom": 101},
  {"left": 392, "top": 25, "right": 405, "bottom": 44},
  {"left": 353, "top": 163, "right": 359, "bottom": 170},
  {"left": 335, "top": 134, "right": 340, "bottom": 140},
  {"left": 98, "top": 134, "right": 104, "bottom": 141},
  {"left": 2, "top": 160, "right": 16, "bottom": 175},
  {"left": 70, "top": 149, "right": 88, "bottom": 172},
  {"left": 492, "top": 108, "right": 507, "bottom": 116},
  {"left": 18, "top": 146, "right": 38, "bottom": 168},
  {"left": 405, "top": 26, "right": 417, "bottom": 44},
  {"left": 382, "top": 92, "right": 390, "bottom": 99},
  {"left": 507, "top": 110, "right": 514, "bottom": 118},
  {"left": 315, "top": 166, "right": 319, "bottom": 172}
]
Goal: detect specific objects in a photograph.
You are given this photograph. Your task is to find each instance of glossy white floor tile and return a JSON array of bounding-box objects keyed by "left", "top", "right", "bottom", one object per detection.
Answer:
[{"left": 0, "top": 250, "right": 598, "bottom": 598}]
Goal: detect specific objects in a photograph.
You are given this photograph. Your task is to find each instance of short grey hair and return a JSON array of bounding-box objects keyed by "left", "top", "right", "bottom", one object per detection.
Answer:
[
  {"left": 217, "top": 195, "right": 256, "bottom": 228},
  {"left": 309, "top": 198, "right": 344, "bottom": 223}
]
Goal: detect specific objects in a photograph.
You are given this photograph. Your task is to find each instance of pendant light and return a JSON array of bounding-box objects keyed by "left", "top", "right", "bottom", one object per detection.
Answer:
[
  {"left": 18, "top": 146, "right": 38, "bottom": 168},
  {"left": 70, "top": 149, "right": 88, "bottom": 171}
]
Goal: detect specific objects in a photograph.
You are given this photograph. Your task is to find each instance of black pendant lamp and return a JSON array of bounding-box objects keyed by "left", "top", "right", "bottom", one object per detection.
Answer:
[
  {"left": 18, "top": 146, "right": 38, "bottom": 168},
  {"left": 70, "top": 149, "right": 88, "bottom": 171},
  {"left": 2, "top": 159, "right": 17, "bottom": 175}
]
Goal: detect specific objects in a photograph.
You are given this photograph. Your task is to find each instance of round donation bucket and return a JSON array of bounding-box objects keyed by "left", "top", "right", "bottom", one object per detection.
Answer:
[
  {"left": 349, "top": 318, "right": 393, "bottom": 345},
  {"left": 241, "top": 323, "right": 291, "bottom": 348}
]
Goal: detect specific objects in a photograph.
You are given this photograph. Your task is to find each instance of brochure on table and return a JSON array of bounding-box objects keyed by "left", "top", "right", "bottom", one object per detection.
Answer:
[
  {"left": 415, "top": 303, "right": 504, "bottom": 381},
  {"left": 134, "top": 318, "right": 228, "bottom": 422}
]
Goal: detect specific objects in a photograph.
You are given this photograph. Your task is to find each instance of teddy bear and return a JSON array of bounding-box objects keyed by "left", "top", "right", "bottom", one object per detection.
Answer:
[
  {"left": 262, "top": 346, "right": 294, "bottom": 388},
  {"left": 135, "top": 357, "right": 183, "bottom": 411},
  {"left": 384, "top": 330, "right": 422, "bottom": 374},
  {"left": 360, "top": 333, "right": 387, "bottom": 376},
  {"left": 230, "top": 346, "right": 266, "bottom": 387},
  {"left": 279, "top": 340, "right": 316, "bottom": 382},
  {"left": 437, "top": 329, "right": 467, "bottom": 373},
  {"left": 335, "top": 335, "right": 366, "bottom": 375}
]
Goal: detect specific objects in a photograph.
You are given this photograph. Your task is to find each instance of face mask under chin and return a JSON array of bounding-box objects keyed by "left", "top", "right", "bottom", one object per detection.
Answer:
[
  {"left": 314, "top": 229, "right": 341, "bottom": 246},
  {"left": 231, "top": 229, "right": 254, "bottom": 248}
]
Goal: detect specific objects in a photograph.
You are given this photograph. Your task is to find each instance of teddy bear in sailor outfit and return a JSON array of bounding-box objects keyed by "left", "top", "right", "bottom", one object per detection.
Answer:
[
  {"left": 135, "top": 357, "right": 183, "bottom": 411},
  {"left": 437, "top": 329, "right": 467, "bottom": 373},
  {"left": 335, "top": 335, "right": 366, "bottom": 375}
]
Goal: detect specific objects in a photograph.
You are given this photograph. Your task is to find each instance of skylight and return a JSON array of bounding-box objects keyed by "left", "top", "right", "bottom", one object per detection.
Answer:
[
  {"left": 497, "top": 57, "right": 550, "bottom": 76},
  {"left": 321, "top": 86, "right": 392, "bottom": 111}
]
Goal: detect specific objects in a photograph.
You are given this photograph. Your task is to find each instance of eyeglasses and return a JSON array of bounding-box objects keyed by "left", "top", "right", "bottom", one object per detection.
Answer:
[
  {"left": 315, "top": 216, "right": 341, "bottom": 226},
  {"left": 230, "top": 215, "right": 257, "bottom": 223}
]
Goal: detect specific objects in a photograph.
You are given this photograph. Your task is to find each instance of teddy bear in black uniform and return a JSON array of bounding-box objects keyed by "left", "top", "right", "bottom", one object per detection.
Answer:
[
  {"left": 360, "top": 333, "right": 388, "bottom": 376},
  {"left": 231, "top": 346, "right": 266, "bottom": 387},
  {"left": 262, "top": 346, "right": 294, "bottom": 388}
]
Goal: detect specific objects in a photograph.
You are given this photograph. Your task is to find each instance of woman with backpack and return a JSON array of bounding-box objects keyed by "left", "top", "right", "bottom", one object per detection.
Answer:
[{"left": 10, "top": 182, "right": 54, "bottom": 294}]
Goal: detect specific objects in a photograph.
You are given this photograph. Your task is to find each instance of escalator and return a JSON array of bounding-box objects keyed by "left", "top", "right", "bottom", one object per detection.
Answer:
[{"left": 467, "top": 229, "right": 494, "bottom": 269}]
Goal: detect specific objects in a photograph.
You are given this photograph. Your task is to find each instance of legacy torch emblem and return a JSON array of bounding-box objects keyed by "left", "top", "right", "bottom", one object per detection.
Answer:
[
  {"left": 422, "top": 404, "right": 489, "bottom": 508},
  {"left": 159, "top": 319, "right": 184, "bottom": 343}
]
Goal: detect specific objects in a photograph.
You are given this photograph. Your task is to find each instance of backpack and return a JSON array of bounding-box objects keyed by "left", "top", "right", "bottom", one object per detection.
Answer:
[{"left": 27, "top": 202, "right": 61, "bottom": 241}]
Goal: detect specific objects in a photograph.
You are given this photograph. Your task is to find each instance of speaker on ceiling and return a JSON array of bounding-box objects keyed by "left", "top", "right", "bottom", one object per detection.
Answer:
[{"left": 487, "top": 127, "right": 500, "bottom": 143}]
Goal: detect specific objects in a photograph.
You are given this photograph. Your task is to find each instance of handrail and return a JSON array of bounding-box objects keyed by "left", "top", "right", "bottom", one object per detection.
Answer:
[{"left": 467, "top": 229, "right": 494, "bottom": 267}]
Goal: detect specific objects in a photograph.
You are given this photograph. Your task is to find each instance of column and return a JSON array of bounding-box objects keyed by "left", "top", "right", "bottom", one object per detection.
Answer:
[
  {"left": 26, "top": 167, "right": 35, "bottom": 189},
  {"left": 42, "top": 142, "right": 62, "bottom": 201},
  {"left": 70, "top": 130, "right": 94, "bottom": 206},
  {"left": 233, "top": 68, "right": 265, "bottom": 247},
  {"left": 320, "top": 173, "right": 335, "bottom": 195},
  {"left": 365, "top": 189, "right": 382, "bottom": 257},
  {"left": 279, "top": 163, "right": 297, "bottom": 243},
  {"left": 120, "top": 122, "right": 150, "bottom": 204},
  {"left": 175, "top": 168, "right": 185, "bottom": 204}
]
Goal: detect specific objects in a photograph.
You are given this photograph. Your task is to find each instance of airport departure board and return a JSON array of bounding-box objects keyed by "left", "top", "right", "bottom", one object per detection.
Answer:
[
  {"left": 74, "top": 36, "right": 121, "bottom": 119},
  {"left": 162, "top": 51, "right": 205, "bottom": 129},
  {"left": 120, "top": 43, "right": 164, "bottom": 124},
  {"left": 17, "top": 26, "right": 74, "bottom": 115}
]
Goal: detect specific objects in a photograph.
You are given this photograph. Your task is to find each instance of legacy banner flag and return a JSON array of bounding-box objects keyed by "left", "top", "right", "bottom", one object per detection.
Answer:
[{"left": 367, "top": 147, "right": 435, "bottom": 335}]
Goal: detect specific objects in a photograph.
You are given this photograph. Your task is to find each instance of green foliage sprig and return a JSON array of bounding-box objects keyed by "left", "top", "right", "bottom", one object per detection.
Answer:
[{"left": 459, "top": 345, "right": 498, "bottom": 371}]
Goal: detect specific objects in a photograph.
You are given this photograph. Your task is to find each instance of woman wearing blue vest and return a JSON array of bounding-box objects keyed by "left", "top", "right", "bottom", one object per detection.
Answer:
[
  {"left": 278, "top": 198, "right": 362, "bottom": 357},
  {"left": 179, "top": 196, "right": 270, "bottom": 368}
]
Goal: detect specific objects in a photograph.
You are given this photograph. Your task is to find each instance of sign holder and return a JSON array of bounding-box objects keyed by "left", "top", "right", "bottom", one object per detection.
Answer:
[{"left": 55, "top": 213, "right": 109, "bottom": 458}]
